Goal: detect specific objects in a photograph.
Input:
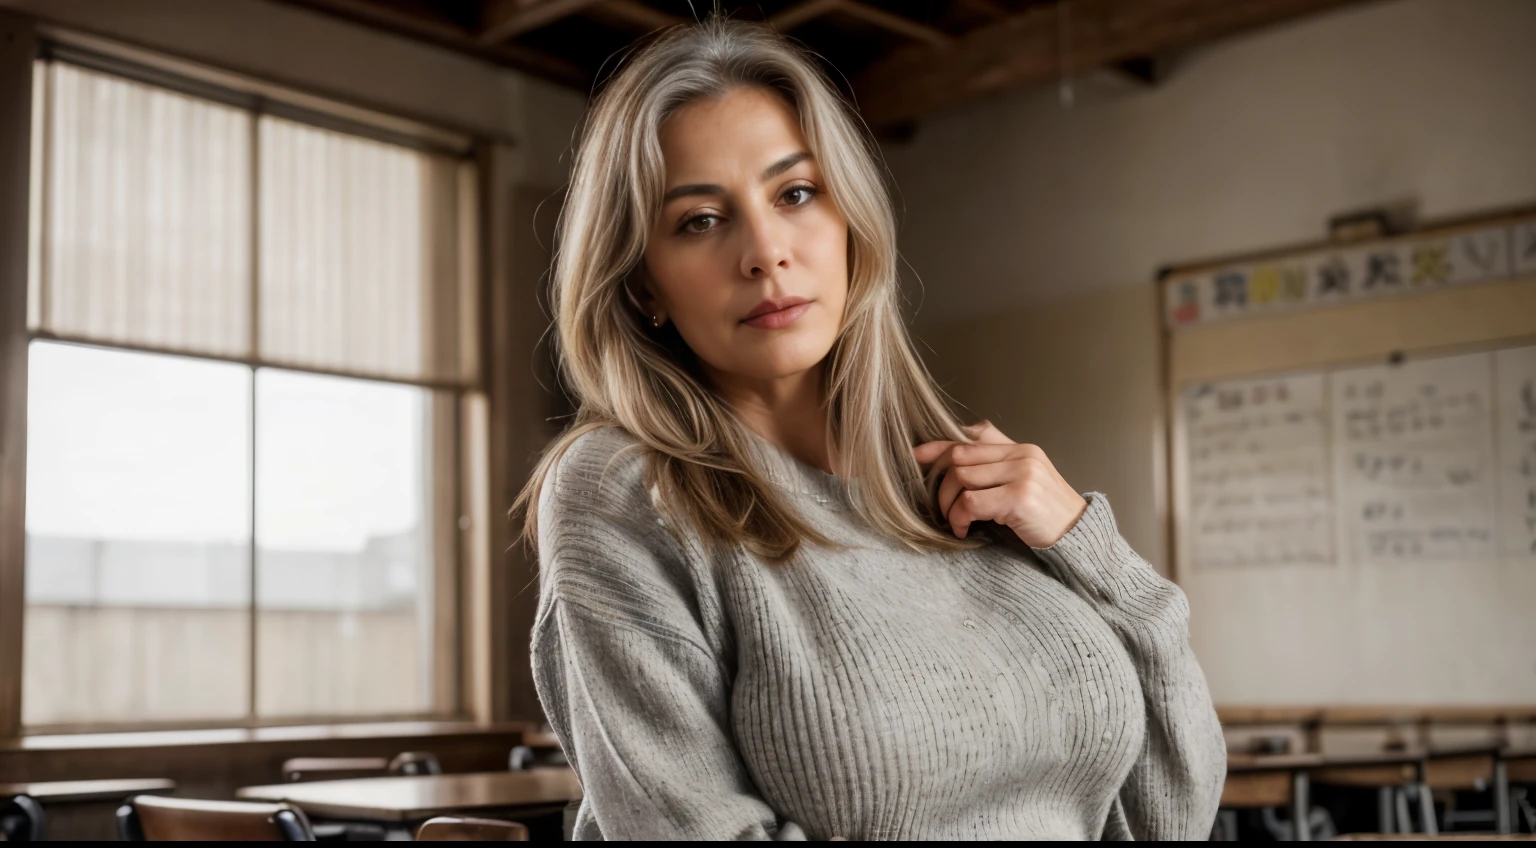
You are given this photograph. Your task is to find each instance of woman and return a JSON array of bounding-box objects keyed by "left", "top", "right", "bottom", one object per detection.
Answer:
[{"left": 514, "top": 16, "right": 1225, "bottom": 841}]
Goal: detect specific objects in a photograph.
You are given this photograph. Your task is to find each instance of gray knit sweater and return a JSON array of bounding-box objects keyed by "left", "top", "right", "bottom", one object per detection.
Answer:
[{"left": 531, "top": 426, "right": 1225, "bottom": 840}]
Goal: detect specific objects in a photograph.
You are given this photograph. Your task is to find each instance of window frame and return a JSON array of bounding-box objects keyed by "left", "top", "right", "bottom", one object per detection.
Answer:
[{"left": 0, "top": 21, "right": 489, "bottom": 736}]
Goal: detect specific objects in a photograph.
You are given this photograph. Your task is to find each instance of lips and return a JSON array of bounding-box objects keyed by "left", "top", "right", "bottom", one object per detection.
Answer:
[{"left": 741, "top": 297, "right": 813, "bottom": 330}]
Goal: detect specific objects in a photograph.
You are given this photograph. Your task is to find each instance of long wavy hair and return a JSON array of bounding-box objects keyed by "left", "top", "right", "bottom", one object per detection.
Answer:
[{"left": 513, "top": 15, "right": 984, "bottom": 561}]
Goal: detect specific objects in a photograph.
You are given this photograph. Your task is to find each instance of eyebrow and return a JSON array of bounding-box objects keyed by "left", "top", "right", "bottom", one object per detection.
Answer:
[{"left": 661, "top": 151, "right": 814, "bottom": 204}]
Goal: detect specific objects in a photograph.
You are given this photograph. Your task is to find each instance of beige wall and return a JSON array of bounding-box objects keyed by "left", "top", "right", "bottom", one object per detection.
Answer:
[
  {"left": 894, "top": 0, "right": 1536, "bottom": 703},
  {"left": 888, "top": 0, "right": 1536, "bottom": 323},
  {"left": 916, "top": 284, "right": 1165, "bottom": 567}
]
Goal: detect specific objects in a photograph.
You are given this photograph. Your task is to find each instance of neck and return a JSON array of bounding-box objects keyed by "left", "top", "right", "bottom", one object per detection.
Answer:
[{"left": 705, "top": 360, "right": 838, "bottom": 475}]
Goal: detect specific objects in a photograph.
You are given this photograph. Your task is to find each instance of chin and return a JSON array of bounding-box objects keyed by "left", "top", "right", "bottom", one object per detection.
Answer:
[{"left": 733, "top": 334, "right": 834, "bottom": 380}]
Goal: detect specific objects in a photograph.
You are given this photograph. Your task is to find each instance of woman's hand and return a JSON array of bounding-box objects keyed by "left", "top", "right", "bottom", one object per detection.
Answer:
[{"left": 913, "top": 421, "right": 1088, "bottom": 548}]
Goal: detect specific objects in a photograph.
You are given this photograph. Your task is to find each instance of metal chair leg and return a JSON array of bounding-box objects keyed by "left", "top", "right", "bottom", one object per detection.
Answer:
[
  {"left": 1395, "top": 787, "right": 1413, "bottom": 833},
  {"left": 1417, "top": 783, "right": 1438, "bottom": 835},
  {"left": 1292, "top": 772, "right": 1311, "bottom": 842},
  {"left": 1495, "top": 761, "right": 1511, "bottom": 835},
  {"left": 1215, "top": 809, "right": 1239, "bottom": 841},
  {"left": 1378, "top": 787, "right": 1396, "bottom": 834}
]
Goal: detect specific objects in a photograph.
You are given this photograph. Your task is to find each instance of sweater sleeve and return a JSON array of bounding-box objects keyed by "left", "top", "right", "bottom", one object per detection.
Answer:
[
  {"left": 1027, "top": 493, "right": 1226, "bottom": 841},
  {"left": 530, "top": 430, "right": 807, "bottom": 841}
]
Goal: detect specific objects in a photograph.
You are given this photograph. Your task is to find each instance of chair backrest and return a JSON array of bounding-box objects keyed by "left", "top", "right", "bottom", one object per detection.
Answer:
[
  {"left": 0, "top": 796, "right": 45, "bottom": 842},
  {"left": 280, "top": 757, "right": 389, "bottom": 783},
  {"left": 508, "top": 743, "right": 567, "bottom": 772},
  {"left": 388, "top": 751, "right": 443, "bottom": 776},
  {"left": 118, "top": 795, "right": 315, "bottom": 841},
  {"left": 415, "top": 816, "right": 528, "bottom": 841}
]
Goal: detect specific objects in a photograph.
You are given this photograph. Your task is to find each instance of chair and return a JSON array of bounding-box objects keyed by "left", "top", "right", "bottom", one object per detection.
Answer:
[
  {"left": 415, "top": 817, "right": 528, "bottom": 841},
  {"left": 117, "top": 795, "right": 316, "bottom": 841},
  {"left": 278, "top": 759, "right": 398, "bottom": 842},
  {"left": 388, "top": 751, "right": 443, "bottom": 776},
  {"left": 0, "top": 796, "right": 44, "bottom": 842},
  {"left": 281, "top": 758, "right": 389, "bottom": 783},
  {"left": 509, "top": 729, "right": 567, "bottom": 772}
]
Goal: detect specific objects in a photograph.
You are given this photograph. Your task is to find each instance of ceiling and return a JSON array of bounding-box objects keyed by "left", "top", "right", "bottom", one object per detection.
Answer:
[{"left": 272, "top": 0, "right": 1374, "bottom": 130}]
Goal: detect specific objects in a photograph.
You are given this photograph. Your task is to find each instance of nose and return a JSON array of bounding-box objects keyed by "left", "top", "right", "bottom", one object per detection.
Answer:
[{"left": 737, "top": 208, "right": 791, "bottom": 280}]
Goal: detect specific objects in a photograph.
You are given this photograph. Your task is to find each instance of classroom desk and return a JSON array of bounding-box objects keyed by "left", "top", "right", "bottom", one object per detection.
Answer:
[
  {"left": 0, "top": 779, "right": 176, "bottom": 842},
  {"left": 1308, "top": 751, "right": 1435, "bottom": 835},
  {"left": 1505, "top": 745, "right": 1536, "bottom": 785},
  {"left": 0, "top": 778, "right": 175, "bottom": 803},
  {"left": 523, "top": 729, "right": 560, "bottom": 750},
  {"left": 1222, "top": 754, "right": 1320, "bottom": 841},
  {"left": 237, "top": 768, "right": 581, "bottom": 824},
  {"left": 1223, "top": 751, "right": 1447, "bottom": 840},
  {"left": 1422, "top": 744, "right": 1509, "bottom": 835}
]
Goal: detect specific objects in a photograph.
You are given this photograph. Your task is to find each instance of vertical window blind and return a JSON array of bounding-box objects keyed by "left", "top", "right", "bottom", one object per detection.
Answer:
[{"left": 30, "top": 60, "right": 475, "bottom": 385}]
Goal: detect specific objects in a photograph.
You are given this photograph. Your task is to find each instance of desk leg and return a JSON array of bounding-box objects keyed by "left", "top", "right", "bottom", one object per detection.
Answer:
[
  {"left": 1395, "top": 787, "right": 1412, "bottom": 833},
  {"left": 1377, "top": 787, "right": 1395, "bottom": 834},
  {"left": 1216, "top": 809, "right": 1239, "bottom": 841},
  {"left": 1495, "top": 761, "right": 1511, "bottom": 835},
  {"left": 1291, "top": 772, "right": 1311, "bottom": 842},
  {"left": 1416, "top": 783, "right": 1438, "bottom": 835}
]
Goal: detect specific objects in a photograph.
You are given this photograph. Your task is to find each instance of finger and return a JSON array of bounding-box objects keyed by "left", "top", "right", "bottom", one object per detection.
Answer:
[
  {"left": 1015, "top": 442, "right": 1049, "bottom": 461},
  {"left": 937, "top": 458, "right": 1027, "bottom": 521},
  {"left": 946, "top": 442, "right": 1022, "bottom": 467},
  {"left": 912, "top": 440, "right": 956, "bottom": 466},
  {"left": 963, "top": 419, "right": 1015, "bottom": 445},
  {"left": 947, "top": 485, "right": 1015, "bottom": 540}
]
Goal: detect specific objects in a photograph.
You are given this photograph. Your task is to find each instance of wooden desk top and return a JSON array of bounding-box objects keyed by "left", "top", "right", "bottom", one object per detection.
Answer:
[
  {"left": 522, "top": 730, "right": 560, "bottom": 749},
  {"left": 1226, "top": 754, "right": 1324, "bottom": 774},
  {"left": 1216, "top": 705, "right": 1536, "bottom": 727},
  {"left": 1226, "top": 751, "right": 1428, "bottom": 774},
  {"left": 1505, "top": 745, "right": 1536, "bottom": 761},
  {"left": 0, "top": 778, "right": 175, "bottom": 803},
  {"left": 1423, "top": 743, "right": 1503, "bottom": 759},
  {"left": 236, "top": 769, "right": 582, "bottom": 823}
]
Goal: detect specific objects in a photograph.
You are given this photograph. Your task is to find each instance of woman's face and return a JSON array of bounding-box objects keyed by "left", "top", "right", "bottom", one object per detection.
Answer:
[{"left": 638, "top": 85, "right": 849, "bottom": 385}]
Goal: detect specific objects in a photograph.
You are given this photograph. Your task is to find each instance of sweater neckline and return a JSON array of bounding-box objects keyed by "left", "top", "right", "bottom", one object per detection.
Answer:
[{"left": 741, "top": 428, "right": 852, "bottom": 507}]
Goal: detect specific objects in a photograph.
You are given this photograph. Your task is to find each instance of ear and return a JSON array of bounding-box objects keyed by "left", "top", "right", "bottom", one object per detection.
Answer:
[{"left": 629, "top": 264, "right": 667, "bottom": 325}]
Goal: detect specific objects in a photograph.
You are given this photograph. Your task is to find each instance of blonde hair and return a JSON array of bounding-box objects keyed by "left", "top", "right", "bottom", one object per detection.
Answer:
[{"left": 513, "top": 15, "right": 982, "bottom": 561}]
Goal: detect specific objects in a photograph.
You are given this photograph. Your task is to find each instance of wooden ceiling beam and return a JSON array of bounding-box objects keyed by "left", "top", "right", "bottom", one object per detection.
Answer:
[
  {"left": 273, "top": 0, "right": 588, "bottom": 86},
  {"left": 478, "top": 0, "right": 603, "bottom": 44},
  {"left": 952, "top": 0, "right": 1011, "bottom": 21},
  {"left": 772, "top": 0, "right": 951, "bottom": 47},
  {"left": 853, "top": 0, "right": 1376, "bottom": 128},
  {"left": 837, "top": 1, "right": 951, "bottom": 46},
  {"left": 769, "top": 0, "right": 842, "bottom": 33},
  {"left": 587, "top": 0, "right": 689, "bottom": 33}
]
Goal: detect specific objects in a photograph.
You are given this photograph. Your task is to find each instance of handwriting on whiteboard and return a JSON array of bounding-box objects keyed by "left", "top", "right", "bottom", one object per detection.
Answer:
[
  {"left": 1333, "top": 353, "right": 1497, "bottom": 562},
  {"left": 1183, "top": 374, "right": 1333, "bottom": 568},
  {"left": 1496, "top": 346, "right": 1536, "bottom": 556}
]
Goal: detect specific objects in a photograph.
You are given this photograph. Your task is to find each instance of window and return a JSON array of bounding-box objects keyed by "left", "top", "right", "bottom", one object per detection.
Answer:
[{"left": 22, "top": 58, "right": 475, "bottom": 729}]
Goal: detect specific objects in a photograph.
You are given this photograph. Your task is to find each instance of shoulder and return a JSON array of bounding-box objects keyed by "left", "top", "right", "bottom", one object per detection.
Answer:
[
  {"left": 534, "top": 426, "right": 718, "bottom": 646},
  {"left": 541, "top": 425, "right": 652, "bottom": 518},
  {"left": 536, "top": 424, "right": 681, "bottom": 578}
]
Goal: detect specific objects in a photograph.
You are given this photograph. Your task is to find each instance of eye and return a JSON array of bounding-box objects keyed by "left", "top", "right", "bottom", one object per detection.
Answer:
[
  {"left": 679, "top": 214, "right": 722, "bottom": 235},
  {"left": 783, "top": 185, "right": 818, "bottom": 206}
]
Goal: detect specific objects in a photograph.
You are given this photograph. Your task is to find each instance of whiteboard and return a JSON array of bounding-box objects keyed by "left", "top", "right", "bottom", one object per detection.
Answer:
[
  {"left": 1181, "top": 374, "right": 1332, "bottom": 568},
  {"left": 1497, "top": 345, "right": 1536, "bottom": 556},
  {"left": 1176, "top": 343, "right": 1536, "bottom": 572}
]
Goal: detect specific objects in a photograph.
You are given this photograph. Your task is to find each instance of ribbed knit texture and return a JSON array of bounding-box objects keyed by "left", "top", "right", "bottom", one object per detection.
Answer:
[{"left": 531, "top": 426, "right": 1226, "bottom": 840}]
